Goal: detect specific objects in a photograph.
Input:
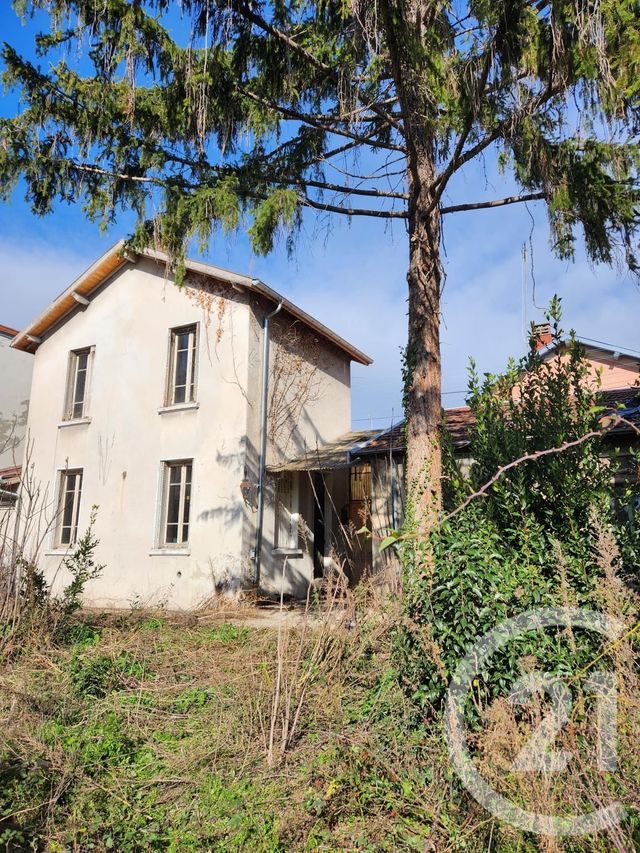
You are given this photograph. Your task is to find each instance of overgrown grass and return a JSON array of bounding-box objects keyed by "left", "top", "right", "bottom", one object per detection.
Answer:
[{"left": 0, "top": 605, "right": 638, "bottom": 851}]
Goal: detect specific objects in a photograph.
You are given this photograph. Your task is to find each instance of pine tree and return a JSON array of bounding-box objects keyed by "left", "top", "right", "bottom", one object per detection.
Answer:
[{"left": 1, "top": 0, "right": 638, "bottom": 528}]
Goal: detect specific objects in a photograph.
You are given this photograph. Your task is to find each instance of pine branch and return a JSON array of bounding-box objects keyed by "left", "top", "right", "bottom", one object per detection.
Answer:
[
  {"left": 291, "top": 177, "right": 407, "bottom": 200},
  {"left": 234, "top": 1, "right": 405, "bottom": 135},
  {"left": 239, "top": 88, "right": 405, "bottom": 152},
  {"left": 428, "top": 82, "right": 562, "bottom": 209}
]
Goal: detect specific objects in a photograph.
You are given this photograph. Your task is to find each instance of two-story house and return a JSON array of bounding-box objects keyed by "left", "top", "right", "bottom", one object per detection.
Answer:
[{"left": 12, "top": 242, "right": 371, "bottom": 608}]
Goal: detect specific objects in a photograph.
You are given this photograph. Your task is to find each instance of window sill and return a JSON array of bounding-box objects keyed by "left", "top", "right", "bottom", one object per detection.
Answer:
[
  {"left": 44, "top": 548, "right": 73, "bottom": 556},
  {"left": 149, "top": 548, "right": 191, "bottom": 556},
  {"left": 272, "top": 548, "right": 303, "bottom": 558},
  {"left": 157, "top": 402, "right": 199, "bottom": 415},
  {"left": 58, "top": 417, "right": 91, "bottom": 428}
]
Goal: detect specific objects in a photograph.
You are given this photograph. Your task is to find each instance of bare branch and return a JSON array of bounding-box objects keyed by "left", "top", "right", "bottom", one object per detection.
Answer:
[
  {"left": 445, "top": 414, "right": 626, "bottom": 523},
  {"left": 441, "top": 191, "right": 545, "bottom": 214},
  {"left": 300, "top": 194, "right": 407, "bottom": 218}
]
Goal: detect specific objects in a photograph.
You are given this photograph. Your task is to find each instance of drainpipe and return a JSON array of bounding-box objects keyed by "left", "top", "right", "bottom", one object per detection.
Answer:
[{"left": 253, "top": 296, "right": 283, "bottom": 587}]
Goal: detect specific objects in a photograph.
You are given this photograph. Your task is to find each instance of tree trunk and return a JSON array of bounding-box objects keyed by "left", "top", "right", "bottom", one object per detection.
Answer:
[
  {"left": 405, "top": 165, "right": 442, "bottom": 529},
  {"left": 380, "top": 0, "right": 444, "bottom": 530}
]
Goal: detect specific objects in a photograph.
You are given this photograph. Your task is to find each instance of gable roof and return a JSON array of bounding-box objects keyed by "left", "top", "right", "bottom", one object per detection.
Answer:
[
  {"left": 538, "top": 336, "right": 640, "bottom": 363},
  {"left": 11, "top": 241, "right": 373, "bottom": 365}
]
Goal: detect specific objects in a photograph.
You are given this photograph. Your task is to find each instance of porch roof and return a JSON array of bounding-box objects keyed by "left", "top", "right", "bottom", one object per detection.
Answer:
[
  {"left": 0, "top": 466, "right": 21, "bottom": 487},
  {"left": 267, "top": 431, "right": 377, "bottom": 472}
]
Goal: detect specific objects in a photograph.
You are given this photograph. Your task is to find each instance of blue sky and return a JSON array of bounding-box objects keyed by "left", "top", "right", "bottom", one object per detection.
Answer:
[{"left": 1, "top": 6, "right": 639, "bottom": 427}]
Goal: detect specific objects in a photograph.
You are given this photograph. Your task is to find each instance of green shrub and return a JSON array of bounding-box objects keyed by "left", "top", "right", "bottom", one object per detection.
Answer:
[
  {"left": 68, "top": 650, "right": 148, "bottom": 698},
  {"left": 397, "top": 303, "right": 640, "bottom": 714},
  {"left": 202, "top": 623, "right": 251, "bottom": 644}
]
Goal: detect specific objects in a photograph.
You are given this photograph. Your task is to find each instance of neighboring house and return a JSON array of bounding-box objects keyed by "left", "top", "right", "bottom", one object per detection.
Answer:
[
  {"left": 534, "top": 323, "right": 640, "bottom": 390},
  {"left": 0, "top": 324, "right": 34, "bottom": 513},
  {"left": 277, "top": 329, "right": 640, "bottom": 584},
  {"left": 12, "top": 242, "right": 371, "bottom": 608}
]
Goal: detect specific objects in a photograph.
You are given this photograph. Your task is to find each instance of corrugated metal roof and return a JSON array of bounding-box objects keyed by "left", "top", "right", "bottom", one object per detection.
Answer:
[{"left": 267, "top": 431, "right": 378, "bottom": 472}]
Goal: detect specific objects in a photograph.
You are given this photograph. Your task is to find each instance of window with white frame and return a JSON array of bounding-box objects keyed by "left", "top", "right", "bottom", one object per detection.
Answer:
[
  {"left": 274, "top": 471, "right": 300, "bottom": 552},
  {"left": 64, "top": 348, "right": 92, "bottom": 420},
  {"left": 166, "top": 325, "right": 198, "bottom": 406},
  {"left": 161, "top": 460, "right": 193, "bottom": 546},
  {"left": 56, "top": 469, "right": 83, "bottom": 547}
]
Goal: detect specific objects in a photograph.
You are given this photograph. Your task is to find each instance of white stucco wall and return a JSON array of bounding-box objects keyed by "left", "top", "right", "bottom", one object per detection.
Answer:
[
  {"left": 22, "top": 257, "right": 355, "bottom": 607},
  {"left": 0, "top": 330, "right": 33, "bottom": 470},
  {"left": 253, "top": 299, "right": 352, "bottom": 597}
]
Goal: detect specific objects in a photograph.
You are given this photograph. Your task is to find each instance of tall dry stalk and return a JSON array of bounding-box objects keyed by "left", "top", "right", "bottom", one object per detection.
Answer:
[
  {"left": 266, "top": 555, "right": 352, "bottom": 766},
  {"left": 0, "top": 440, "right": 57, "bottom": 655}
]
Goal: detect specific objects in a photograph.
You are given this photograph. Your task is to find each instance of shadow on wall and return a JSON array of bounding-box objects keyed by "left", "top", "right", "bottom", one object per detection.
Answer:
[
  {"left": 196, "top": 435, "right": 259, "bottom": 530},
  {"left": 0, "top": 399, "right": 29, "bottom": 464}
]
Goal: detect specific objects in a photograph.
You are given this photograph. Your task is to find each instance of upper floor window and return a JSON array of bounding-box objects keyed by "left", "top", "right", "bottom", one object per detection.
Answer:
[
  {"left": 64, "top": 348, "right": 92, "bottom": 420},
  {"left": 56, "top": 469, "right": 83, "bottom": 547},
  {"left": 166, "top": 325, "right": 198, "bottom": 406},
  {"left": 161, "top": 460, "right": 193, "bottom": 546}
]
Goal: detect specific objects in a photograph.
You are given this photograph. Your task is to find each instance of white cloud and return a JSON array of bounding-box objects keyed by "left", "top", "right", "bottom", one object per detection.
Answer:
[
  {"left": 0, "top": 207, "right": 638, "bottom": 429},
  {"left": 0, "top": 236, "right": 95, "bottom": 330}
]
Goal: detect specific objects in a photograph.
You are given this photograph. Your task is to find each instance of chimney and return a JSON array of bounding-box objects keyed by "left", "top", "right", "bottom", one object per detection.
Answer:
[{"left": 532, "top": 322, "right": 552, "bottom": 350}]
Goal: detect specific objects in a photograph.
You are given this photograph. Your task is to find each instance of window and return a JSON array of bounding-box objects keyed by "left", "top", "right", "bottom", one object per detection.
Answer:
[
  {"left": 64, "top": 348, "right": 92, "bottom": 419},
  {"left": 349, "top": 462, "right": 372, "bottom": 529},
  {"left": 161, "top": 461, "right": 192, "bottom": 546},
  {"left": 56, "top": 469, "right": 83, "bottom": 547},
  {"left": 0, "top": 481, "right": 18, "bottom": 510},
  {"left": 166, "top": 325, "right": 198, "bottom": 406},
  {"left": 274, "top": 472, "right": 300, "bottom": 552}
]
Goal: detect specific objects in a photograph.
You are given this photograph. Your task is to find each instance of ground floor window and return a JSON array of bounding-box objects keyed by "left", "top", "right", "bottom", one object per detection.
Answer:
[
  {"left": 274, "top": 471, "right": 300, "bottom": 552},
  {"left": 161, "top": 460, "right": 193, "bottom": 546},
  {"left": 56, "top": 469, "right": 83, "bottom": 547}
]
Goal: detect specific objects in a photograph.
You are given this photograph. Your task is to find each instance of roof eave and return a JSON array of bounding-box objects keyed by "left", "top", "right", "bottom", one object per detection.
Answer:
[
  {"left": 539, "top": 337, "right": 640, "bottom": 362},
  {"left": 11, "top": 240, "right": 129, "bottom": 352},
  {"left": 13, "top": 241, "right": 372, "bottom": 366}
]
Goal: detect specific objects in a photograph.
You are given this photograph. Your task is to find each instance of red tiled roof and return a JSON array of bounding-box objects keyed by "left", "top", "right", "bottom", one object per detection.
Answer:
[
  {"left": 356, "top": 407, "right": 475, "bottom": 456},
  {"left": 354, "top": 388, "right": 640, "bottom": 456}
]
